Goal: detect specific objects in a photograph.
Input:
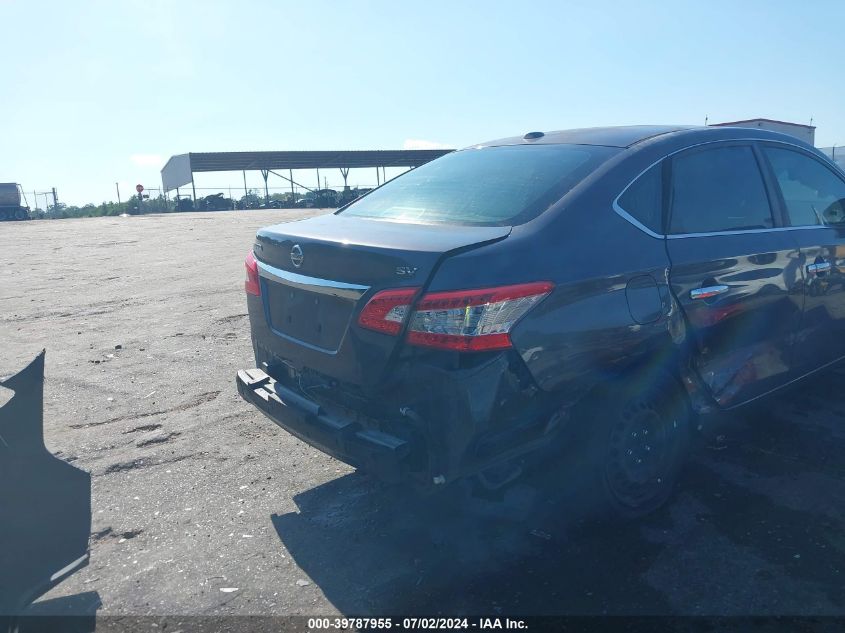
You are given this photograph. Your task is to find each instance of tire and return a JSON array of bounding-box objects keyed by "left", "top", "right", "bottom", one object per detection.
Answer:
[{"left": 578, "top": 372, "right": 691, "bottom": 519}]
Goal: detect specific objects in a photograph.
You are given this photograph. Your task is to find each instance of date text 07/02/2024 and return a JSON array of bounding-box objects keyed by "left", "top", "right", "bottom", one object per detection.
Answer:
[{"left": 306, "top": 617, "right": 528, "bottom": 630}]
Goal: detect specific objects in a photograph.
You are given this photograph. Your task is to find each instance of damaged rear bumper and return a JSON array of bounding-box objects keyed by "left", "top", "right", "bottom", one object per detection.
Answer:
[
  {"left": 236, "top": 368, "right": 413, "bottom": 483},
  {"left": 238, "top": 348, "right": 568, "bottom": 488}
]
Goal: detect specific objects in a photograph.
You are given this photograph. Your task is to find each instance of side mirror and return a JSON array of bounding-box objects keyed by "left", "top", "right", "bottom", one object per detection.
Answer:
[{"left": 822, "top": 200, "right": 845, "bottom": 226}]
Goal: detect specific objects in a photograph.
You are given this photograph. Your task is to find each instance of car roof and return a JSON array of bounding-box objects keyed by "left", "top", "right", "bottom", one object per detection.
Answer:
[
  {"left": 477, "top": 126, "right": 695, "bottom": 149},
  {"left": 474, "top": 124, "right": 816, "bottom": 151}
]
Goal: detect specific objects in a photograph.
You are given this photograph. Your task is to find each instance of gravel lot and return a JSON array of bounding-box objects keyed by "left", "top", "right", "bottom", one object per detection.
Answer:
[{"left": 2, "top": 210, "right": 845, "bottom": 617}]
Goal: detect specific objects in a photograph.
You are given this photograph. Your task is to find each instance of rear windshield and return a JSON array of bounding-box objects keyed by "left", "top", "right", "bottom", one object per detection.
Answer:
[{"left": 338, "top": 144, "right": 618, "bottom": 226}]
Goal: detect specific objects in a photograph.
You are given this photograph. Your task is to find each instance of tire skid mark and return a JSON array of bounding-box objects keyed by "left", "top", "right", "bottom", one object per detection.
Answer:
[{"left": 70, "top": 390, "right": 222, "bottom": 429}]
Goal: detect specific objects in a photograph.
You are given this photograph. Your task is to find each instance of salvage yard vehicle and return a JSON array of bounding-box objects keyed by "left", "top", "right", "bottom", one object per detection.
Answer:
[
  {"left": 0, "top": 182, "right": 31, "bottom": 221},
  {"left": 198, "top": 192, "right": 235, "bottom": 211},
  {"left": 237, "top": 125, "right": 845, "bottom": 517}
]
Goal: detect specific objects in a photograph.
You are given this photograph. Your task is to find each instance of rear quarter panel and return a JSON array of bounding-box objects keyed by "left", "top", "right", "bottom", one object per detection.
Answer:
[{"left": 432, "top": 150, "right": 683, "bottom": 395}]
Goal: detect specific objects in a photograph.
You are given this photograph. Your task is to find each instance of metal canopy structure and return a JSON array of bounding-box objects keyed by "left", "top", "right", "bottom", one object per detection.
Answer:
[{"left": 161, "top": 149, "right": 454, "bottom": 199}]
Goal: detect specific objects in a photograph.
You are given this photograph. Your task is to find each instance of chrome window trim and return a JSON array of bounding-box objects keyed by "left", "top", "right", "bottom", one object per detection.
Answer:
[
  {"left": 666, "top": 225, "right": 827, "bottom": 239},
  {"left": 612, "top": 137, "right": 830, "bottom": 239},
  {"left": 257, "top": 261, "right": 370, "bottom": 300},
  {"left": 611, "top": 200, "right": 664, "bottom": 239}
]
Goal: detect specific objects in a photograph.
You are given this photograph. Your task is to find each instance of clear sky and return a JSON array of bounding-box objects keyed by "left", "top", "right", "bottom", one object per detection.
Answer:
[{"left": 3, "top": 0, "right": 844, "bottom": 206}]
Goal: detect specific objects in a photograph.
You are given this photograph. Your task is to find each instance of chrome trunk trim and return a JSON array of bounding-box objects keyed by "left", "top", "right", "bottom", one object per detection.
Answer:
[{"left": 257, "top": 261, "right": 370, "bottom": 300}]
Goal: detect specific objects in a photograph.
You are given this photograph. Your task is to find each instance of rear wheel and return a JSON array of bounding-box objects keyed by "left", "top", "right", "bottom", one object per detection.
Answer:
[{"left": 581, "top": 374, "right": 691, "bottom": 518}]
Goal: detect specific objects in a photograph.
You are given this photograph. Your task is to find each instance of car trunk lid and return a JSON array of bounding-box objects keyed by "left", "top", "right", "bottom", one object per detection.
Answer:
[{"left": 252, "top": 214, "right": 511, "bottom": 385}]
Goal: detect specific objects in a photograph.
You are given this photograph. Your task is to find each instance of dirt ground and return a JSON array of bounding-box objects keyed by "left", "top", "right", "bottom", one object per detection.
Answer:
[{"left": 1, "top": 210, "right": 844, "bottom": 617}]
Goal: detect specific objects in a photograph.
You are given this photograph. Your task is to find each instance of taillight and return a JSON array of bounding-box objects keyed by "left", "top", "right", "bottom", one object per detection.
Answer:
[
  {"left": 245, "top": 251, "right": 261, "bottom": 296},
  {"left": 357, "top": 288, "right": 420, "bottom": 335},
  {"left": 407, "top": 282, "right": 553, "bottom": 352}
]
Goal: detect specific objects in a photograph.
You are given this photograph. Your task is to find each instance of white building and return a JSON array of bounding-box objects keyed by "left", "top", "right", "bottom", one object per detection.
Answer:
[{"left": 710, "top": 118, "right": 815, "bottom": 145}]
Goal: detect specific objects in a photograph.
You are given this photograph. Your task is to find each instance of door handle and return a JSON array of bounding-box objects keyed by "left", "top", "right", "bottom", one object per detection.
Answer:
[
  {"left": 690, "top": 285, "right": 729, "bottom": 300},
  {"left": 807, "top": 261, "right": 832, "bottom": 275}
]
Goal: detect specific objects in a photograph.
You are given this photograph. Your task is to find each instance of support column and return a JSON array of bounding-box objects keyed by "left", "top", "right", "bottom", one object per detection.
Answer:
[{"left": 261, "top": 169, "right": 270, "bottom": 204}]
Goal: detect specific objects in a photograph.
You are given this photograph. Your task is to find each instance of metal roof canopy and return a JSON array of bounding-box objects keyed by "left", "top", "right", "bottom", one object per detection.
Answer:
[{"left": 161, "top": 149, "right": 453, "bottom": 194}]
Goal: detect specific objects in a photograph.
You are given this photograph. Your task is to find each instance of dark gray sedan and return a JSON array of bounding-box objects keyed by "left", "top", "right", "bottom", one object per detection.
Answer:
[{"left": 238, "top": 125, "right": 845, "bottom": 517}]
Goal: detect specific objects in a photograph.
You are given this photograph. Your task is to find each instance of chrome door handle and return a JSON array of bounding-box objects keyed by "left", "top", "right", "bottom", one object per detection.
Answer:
[
  {"left": 690, "top": 285, "right": 729, "bottom": 300},
  {"left": 807, "top": 261, "right": 832, "bottom": 275}
]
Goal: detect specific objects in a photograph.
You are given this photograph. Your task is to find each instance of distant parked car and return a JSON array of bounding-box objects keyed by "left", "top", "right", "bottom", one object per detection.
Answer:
[
  {"left": 311, "top": 189, "right": 340, "bottom": 208},
  {"left": 338, "top": 187, "right": 373, "bottom": 207},
  {"left": 198, "top": 193, "right": 235, "bottom": 211},
  {"left": 238, "top": 125, "right": 845, "bottom": 517}
]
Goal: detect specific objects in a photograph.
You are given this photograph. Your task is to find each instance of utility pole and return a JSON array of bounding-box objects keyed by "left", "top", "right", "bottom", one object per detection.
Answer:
[
  {"left": 115, "top": 182, "right": 121, "bottom": 204},
  {"left": 51, "top": 187, "right": 58, "bottom": 209}
]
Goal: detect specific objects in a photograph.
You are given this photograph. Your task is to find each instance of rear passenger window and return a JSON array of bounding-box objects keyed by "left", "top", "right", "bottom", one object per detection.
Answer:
[
  {"left": 669, "top": 145, "right": 774, "bottom": 234},
  {"left": 763, "top": 147, "right": 845, "bottom": 226},
  {"left": 618, "top": 163, "right": 662, "bottom": 233}
]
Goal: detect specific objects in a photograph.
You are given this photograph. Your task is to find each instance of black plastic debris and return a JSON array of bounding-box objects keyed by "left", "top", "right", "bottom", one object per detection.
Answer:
[{"left": 0, "top": 351, "right": 92, "bottom": 616}]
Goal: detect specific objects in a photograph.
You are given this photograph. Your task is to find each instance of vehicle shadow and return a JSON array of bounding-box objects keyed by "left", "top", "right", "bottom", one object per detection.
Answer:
[
  {"left": 271, "top": 366, "right": 845, "bottom": 616},
  {"left": 11, "top": 592, "right": 101, "bottom": 633}
]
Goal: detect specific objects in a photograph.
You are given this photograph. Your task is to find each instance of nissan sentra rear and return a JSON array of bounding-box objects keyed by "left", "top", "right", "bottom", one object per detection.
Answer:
[{"left": 238, "top": 139, "right": 622, "bottom": 496}]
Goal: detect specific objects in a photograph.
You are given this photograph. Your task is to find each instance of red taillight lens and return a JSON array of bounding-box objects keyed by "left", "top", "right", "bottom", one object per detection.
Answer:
[
  {"left": 357, "top": 287, "right": 420, "bottom": 335},
  {"left": 245, "top": 251, "right": 261, "bottom": 296},
  {"left": 406, "top": 282, "right": 554, "bottom": 352}
]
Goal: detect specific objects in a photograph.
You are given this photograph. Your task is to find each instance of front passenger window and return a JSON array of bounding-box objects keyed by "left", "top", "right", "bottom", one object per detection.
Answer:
[
  {"left": 669, "top": 145, "right": 774, "bottom": 234},
  {"left": 763, "top": 147, "right": 845, "bottom": 227}
]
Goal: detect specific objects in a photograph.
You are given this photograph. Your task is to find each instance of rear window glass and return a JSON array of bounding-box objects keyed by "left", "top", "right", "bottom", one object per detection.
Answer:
[
  {"left": 339, "top": 144, "right": 618, "bottom": 226},
  {"left": 669, "top": 145, "right": 774, "bottom": 234}
]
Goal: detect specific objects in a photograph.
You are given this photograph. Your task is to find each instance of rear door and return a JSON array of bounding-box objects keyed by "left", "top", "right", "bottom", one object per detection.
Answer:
[
  {"left": 759, "top": 144, "right": 845, "bottom": 369},
  {"left": 665, "top": 143, "right": 804, "bottom": 407}
]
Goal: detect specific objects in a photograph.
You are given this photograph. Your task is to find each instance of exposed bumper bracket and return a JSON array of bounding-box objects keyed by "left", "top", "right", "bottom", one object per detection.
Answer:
[{"left": 236, "top": 368, "right": 412, "bottom": 483}]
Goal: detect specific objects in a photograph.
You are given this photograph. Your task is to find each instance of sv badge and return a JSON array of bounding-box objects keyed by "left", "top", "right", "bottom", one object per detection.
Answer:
[{"left": 395, "top": 266, "right": 418, "bottom": 277}]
